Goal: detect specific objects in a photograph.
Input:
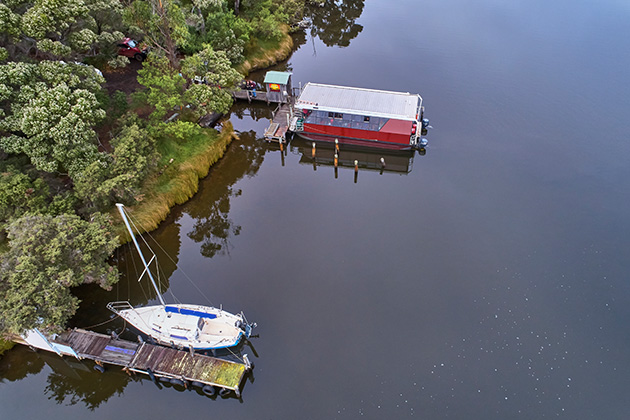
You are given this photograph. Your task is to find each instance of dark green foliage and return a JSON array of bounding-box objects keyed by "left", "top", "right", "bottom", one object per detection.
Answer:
[
  {"left": 0, "top": 158, "right": 78, "bottom": 233},
  {"left": 183, "top": 9, "right": 251, "bottom": 64},
  {"left": 136, "top": 55, "right": 186, "bottom": 122},
  {"left": 0, "top": 213, "right": 119, "bottom": 335},
  {"left": 74, "top": 116, "right": 159, "bottom": 212}
]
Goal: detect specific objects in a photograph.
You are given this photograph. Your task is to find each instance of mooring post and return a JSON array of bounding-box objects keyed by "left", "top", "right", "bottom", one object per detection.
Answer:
[
  {"left": 279, "top": 139, "right": 284, "bottom": 152},
  {"left": 335, "top": 138, "right": 339, "bottom": 154},
  {"left": 312, "top": 142, "right": 316, "bottom": 158},
  {"left": 334, "top": 153, "right": 338, "bottom": 168}
]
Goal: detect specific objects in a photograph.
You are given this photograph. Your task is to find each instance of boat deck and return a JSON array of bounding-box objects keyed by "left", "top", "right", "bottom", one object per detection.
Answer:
[{"left": 52, "top": 328, "right": 249, "bottom": 396}]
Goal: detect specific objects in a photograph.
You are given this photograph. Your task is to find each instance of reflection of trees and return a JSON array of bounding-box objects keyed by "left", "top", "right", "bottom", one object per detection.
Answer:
[
  {"left": 44, "top": 369, "right": 129, "bottom": 410},
  {"left": 186, "top": 129, "right": 268, "bottom": 258},
  {"left": 0, "top": 346, "right": 131, "bottom": 410},
  {"left": 69, "top": 220, "right": 181, "bottom": 334},
  {"left": 230, "top": 103, "right": 275, "bottom": 122},
  {"left": 0, "top": 346, "right": 44, "bottom": 382},
  {"left": 308, "top": 0, "right": 365, "bottom": 47}
]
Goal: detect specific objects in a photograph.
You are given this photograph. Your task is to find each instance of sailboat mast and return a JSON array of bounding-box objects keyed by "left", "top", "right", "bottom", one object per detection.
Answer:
[{"left": 116, "top": 203, "right": 166, "bottom": 306}]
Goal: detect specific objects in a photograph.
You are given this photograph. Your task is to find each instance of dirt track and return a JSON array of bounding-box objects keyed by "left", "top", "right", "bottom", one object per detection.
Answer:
[{"left": 102, "top": 59, "right": 143, "bottom": 95}]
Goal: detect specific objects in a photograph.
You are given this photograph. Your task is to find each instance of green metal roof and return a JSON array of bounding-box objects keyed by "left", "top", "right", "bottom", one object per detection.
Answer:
[{"left": 264, "top": 71, "right": 292, "bottom": 85}]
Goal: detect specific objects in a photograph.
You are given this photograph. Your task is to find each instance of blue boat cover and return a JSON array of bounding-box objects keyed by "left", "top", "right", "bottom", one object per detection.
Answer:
[{"left": 165, "top": 306, "right": 217, "bottom": 319}]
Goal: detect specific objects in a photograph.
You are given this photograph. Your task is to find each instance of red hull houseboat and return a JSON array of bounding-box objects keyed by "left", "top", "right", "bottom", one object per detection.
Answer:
[{"left": 291, "top": 83, "right": 427, "bottom": 151}]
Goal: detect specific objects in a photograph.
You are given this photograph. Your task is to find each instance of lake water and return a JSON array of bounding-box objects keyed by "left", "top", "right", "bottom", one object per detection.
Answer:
[{"left": 2, "top": 0, "right": 630, "bottom": 418}]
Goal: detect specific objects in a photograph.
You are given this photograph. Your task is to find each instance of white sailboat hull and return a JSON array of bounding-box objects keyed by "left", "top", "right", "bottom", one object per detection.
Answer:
[{"left": 109, "top": 302, "right": 249, "bottom": 350}]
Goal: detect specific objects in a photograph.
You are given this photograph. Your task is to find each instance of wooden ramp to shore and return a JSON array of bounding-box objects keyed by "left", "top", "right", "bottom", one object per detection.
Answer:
[
  {"left": 264, "top": 103, "right": 293, "bottom": 142},
  {"left": 51, "top": 328, "right": 250, "bottom": 397}
]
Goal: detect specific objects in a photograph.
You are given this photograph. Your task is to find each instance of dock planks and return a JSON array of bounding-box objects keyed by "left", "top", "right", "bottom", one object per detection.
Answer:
[
  {"left": 134, "top": 344, "right": 246, "bottom": 389},
  {"left": 264, "top": 103, "right": 293, "bottom": 142},
  {"left": 51, "top": 329, "right": 248, "bottom": 394}
]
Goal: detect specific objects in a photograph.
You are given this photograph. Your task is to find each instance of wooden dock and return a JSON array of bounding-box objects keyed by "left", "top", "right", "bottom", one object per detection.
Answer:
[
  {"left": 264, "top": 103, "right": 293, "bottom": 142},
  {"left": 232, "top": 89, "right": 271, "bottom": 104},
  {"left": 18, "top": 328, "right": 251, "bottom": 397}
]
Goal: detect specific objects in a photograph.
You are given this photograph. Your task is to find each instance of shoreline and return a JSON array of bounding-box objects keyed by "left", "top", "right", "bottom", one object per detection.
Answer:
[{"left": 113, "top": 29, "right": 296, "bottom": 242}]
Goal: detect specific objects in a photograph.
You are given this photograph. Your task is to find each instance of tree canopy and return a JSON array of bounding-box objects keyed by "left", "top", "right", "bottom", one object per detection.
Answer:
[
  {"left": 0, "top": 213, "right": 119, "bottom": 334},
  {"left": 0, "top": 61, "right": 106, "bottom": 179},
  {"left": 0, "top": 0, "right": 329, "bottom": 337}
]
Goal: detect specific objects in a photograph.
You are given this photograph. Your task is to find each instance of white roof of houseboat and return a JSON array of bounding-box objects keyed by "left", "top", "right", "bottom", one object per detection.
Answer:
[{"left": 295, "top": 83, "right": 422, "bottom": 121}]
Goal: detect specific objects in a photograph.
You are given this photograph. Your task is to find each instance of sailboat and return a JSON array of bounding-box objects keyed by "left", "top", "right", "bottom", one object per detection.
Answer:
[{"left": 107, "top": 203, "right": 255, "bottom": 350}]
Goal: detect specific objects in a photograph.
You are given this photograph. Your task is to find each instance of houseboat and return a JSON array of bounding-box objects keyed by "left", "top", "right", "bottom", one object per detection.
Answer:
[{"left": 291, "top": 83, "right": 428, "bottom": 151}]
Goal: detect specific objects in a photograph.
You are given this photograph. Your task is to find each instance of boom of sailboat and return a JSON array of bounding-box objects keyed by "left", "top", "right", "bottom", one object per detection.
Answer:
[{"left": 107, "top": 203, "right": 255, "bottom": 350}]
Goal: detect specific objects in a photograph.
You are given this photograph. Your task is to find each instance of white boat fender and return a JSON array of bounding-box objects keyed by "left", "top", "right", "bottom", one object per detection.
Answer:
[{"left": 202, "top": 385, "right": 217, "bottom": 396}]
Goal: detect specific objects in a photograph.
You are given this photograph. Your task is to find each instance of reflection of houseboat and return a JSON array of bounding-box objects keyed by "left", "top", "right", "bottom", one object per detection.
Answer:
[
  {"left": 290, "top": 137, "right": 417, "bottom": 174},
  {"left": 290, "top": 83, "right": 428, "bottom": 151}
]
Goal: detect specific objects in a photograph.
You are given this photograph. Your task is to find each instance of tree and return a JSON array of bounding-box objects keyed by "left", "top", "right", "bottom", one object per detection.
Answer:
[
  {"left": 138, "top": 46, "right": 241, "bottom": 121},
  {"left": 0, "top": 213, "right": 119, "bottom": 334},
  {"left": 136, "top": 55, "right": 185, "bottom": 122},
  {"left": 73, "top": 118, "right": 159, "bottom": 212},
  {"left": 0, "top": 61, "right": 106, "bottom": 179},
  {"left": 1, "top": 0, "right": 125, "bottom": 62},
  {"left": 124, "top": 0, "right": 189, "bottom": 68},
  {"left": 181, "top": 46, "right": 242, "bottom": 116}
]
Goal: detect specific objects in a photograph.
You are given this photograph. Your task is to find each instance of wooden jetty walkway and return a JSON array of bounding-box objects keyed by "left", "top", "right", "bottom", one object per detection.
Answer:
[
  {"left": 232, "top": 89, "right": 274, "bottom": 104},
  {"left": 231, "top": 87, "right": 294, "bottom": 142},
  {"left": 16, "top": 328, "right": 252, "bottom": 397},
  {"left": 264, "top": 102, "right": 293, "bottom": 142}
]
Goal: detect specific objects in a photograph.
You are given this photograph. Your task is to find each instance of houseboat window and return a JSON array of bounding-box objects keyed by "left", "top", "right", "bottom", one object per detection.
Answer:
[
  {"left": 364, "top": 116, "right": 370, "bottom": 122},
  {"left": 328, "top": 112, "right": 334, "bottom": 118},
  {"left": 334, "top": 113, "right": 343, "bottom": 119}
]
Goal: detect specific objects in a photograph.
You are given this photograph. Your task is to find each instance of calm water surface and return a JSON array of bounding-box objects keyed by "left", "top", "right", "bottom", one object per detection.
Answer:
[{"left": 2, "top": 1, "right": 630, "bottom": 418}]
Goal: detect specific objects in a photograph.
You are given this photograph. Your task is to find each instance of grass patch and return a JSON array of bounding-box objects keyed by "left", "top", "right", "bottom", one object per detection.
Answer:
[
  {"left": 111, "top": 122, "right": 237, "bottom": 242},
  {"left": 238, "top": 25, "right": 294, "bottom": 75},
  {"left": 0, "top": 338, "right": 15, "bottom": 356}
]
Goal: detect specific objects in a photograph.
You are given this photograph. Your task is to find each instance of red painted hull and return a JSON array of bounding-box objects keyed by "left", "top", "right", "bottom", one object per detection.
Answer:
[{"left": 300, "top": 123, "right": 415, "bottom": 151}]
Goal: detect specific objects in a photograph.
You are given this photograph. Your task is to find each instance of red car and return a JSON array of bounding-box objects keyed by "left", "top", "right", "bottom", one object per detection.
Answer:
[{"left": 117, "top": 38, "right": 148, "bottom": 62}]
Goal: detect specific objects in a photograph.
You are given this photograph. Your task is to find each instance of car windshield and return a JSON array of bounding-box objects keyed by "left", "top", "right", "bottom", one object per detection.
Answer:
[{"left": 127, "top": 40, "right": 136, "bottom": 48}]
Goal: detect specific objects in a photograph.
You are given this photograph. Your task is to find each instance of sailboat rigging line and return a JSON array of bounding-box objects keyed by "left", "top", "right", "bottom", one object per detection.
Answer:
[
  {"left": 224, "top": 345, "right": 245, "bottom": 364},
  {"left": 127, "top": 239, "right": 151, "bottom": 304},
  {"left": 130, "top": 212, "right": 217, "bottom": 309},
  {"left": 117, "top": 204, "right": 165, "bottom": 306},
  {"left": 123, "top": 207, "right": 174, "bottom": 305},
  {"left": 78, "top": 314, "right": 120, "bottom": 330}
]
